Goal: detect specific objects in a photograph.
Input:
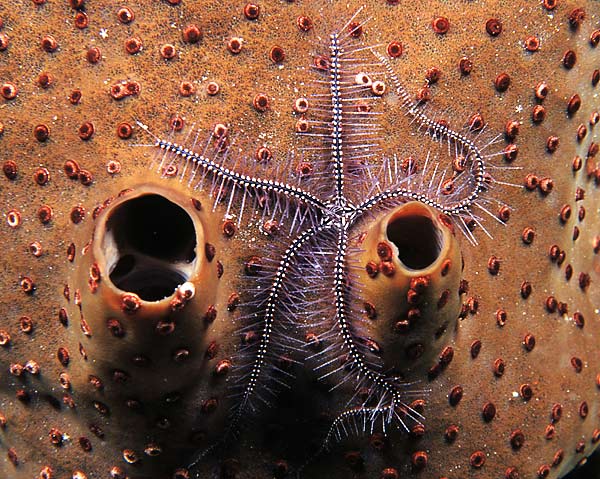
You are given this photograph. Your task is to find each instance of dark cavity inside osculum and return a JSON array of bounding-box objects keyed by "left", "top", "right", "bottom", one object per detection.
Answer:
[
  {"left": 104, "top": 194, "right": 197, "bottom": 301},
  {"left": 386, "top": 212, "right": 442, "bottom": 270}
]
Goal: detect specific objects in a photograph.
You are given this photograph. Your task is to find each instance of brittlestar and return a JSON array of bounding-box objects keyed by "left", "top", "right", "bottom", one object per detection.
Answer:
[{"left": 137, "top": 10, "right": 505, "bottom": 471}]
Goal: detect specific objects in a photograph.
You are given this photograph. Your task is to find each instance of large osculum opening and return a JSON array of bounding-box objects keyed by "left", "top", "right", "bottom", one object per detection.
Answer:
[
  {"left": 103, "top": 194, "right": 197, "bottom": 301},
  {"left": 386, "top": 207, "right": 443, "bottom": 270}
]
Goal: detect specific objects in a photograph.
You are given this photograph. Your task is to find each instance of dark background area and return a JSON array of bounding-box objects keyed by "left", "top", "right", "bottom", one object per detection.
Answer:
[{"left": 566, "top": 451, "right": 600, "bottom": 478}]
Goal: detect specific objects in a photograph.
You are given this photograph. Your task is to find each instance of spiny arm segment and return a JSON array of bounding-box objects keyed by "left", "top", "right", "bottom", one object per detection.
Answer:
[
  {"left": 154, "top": 138, "right": 328, "bottom": 210},
  {"left": 331, "top": 225, "right": 414, "bottom": 415},
  {"left": 329, "top": 33, "right": 346, "bottom": 203},
  {"left": 231, "top": 221, "right": 334, "bottom": 422},
  {"left": 371, "top": 50, "right": 488, "bottom": 214}
]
